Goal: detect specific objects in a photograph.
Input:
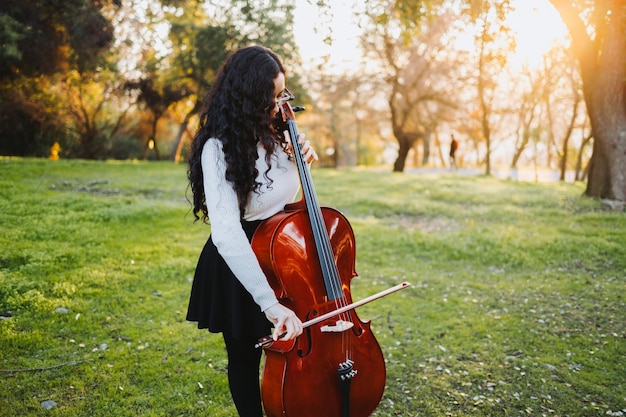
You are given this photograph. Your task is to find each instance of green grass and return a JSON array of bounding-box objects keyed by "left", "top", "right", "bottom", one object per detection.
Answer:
[{"left": 1, "top": 158, "right": 624, "bottom": 416}]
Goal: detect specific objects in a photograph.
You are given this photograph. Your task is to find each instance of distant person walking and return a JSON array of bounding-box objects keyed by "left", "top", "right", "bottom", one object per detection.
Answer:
[{"left": 449, "top": 134, "right": 459, "bottom": 171}]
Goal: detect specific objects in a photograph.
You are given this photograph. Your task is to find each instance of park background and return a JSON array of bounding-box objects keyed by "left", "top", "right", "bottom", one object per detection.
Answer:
[
  {"left": 1, "top": 0, "right": 625, "bottom": 416},
  {"left": 1, "top": 0, "right": 625, "bottom": 202}
]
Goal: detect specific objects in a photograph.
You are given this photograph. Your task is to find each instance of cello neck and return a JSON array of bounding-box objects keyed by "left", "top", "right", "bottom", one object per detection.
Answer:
[{"left": 284, "top": 113, "right": 344, "bottom": 301}]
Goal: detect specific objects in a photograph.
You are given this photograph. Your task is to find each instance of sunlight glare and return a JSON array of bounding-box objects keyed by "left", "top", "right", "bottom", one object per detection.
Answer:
[
  {"left": 507, "top": 0, "right": 569, "bottom": 69},
  {"left": 294, "top": 0, "right": 362, "bottom": 73},
  {"left": 294, "top": 0, "right": 570, "bottom": 73}
]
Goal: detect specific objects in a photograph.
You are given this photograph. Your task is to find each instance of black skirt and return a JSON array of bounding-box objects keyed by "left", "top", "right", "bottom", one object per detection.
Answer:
[{"left": 186, "top": 220, "right": 272, "bottom": 340}]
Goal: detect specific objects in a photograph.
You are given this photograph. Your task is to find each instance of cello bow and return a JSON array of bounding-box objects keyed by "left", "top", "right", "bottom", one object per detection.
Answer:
[{"left": 255, "top": 281, "right": 411, "bottom": 348}]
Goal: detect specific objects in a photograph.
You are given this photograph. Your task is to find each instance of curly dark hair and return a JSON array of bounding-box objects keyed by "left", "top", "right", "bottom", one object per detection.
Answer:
[{"left": 188, "top": 45, "right": 288, "bottom": 222}]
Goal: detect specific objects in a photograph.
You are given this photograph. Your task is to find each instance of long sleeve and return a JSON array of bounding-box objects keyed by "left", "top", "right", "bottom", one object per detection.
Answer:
[{"left": 200, "top": 139, "right": 299, "bottom": 311}]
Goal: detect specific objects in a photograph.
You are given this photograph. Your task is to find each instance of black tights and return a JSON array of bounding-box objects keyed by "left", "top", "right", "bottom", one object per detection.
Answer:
[{"left": 222, "top": 332, "right": 264, "bottom": 417}]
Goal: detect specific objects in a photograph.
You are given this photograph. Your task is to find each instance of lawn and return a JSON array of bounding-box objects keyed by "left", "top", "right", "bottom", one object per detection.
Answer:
[{"left": 1, "top": 158, "right": 624, "bottom": 416}]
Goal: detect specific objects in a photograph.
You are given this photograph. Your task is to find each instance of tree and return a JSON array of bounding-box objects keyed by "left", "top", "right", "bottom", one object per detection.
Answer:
[
  {"left": 360, "top": 1, "right": 461, "bottom": 172},
  {"left": 509, "top": 43, "right": 587, "bottom": 180},
  {"left": 62, "top": 68, "right": 135, "bottom": 159},
  {"left": 547, "top": 0, "right": 626, "bottom": 202},
  {"left": 0, "top": 78, "right": 67, "bottom": 156},
  {"left": 123, "top": 77, "right": 184, "bottom": 160},
  {"left": 304, "top": 72, "right": 386, "bottom": 167},
  {"left": 0, "top": 0, "right": 118, "bottom": 156},
  {"left": 162, "top": 10, "right": 235, "bottom": 162},
  {"left": 0, "top": 0, "right": 116, "bottom": 79},
  {"left": 541, "top": 47, "right": 585, "bottom": 181},
  {"left": 510, "top": 68, "right": 543, "bottom": 170},
  {"left": 461, "top": 1, "right": 516, "bottom": 175},
  {"left": 146, "top": 0, "right": 303, "bottom": 162}
]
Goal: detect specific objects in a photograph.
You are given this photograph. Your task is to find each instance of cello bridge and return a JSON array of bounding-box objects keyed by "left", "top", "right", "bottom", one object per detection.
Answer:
[{"left": 320, "top": 320, "right": 354, "bottom": 333}]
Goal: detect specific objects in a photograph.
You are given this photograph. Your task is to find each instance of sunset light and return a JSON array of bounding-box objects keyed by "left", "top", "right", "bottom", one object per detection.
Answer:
[
  {"left": 294, "top": 0, "right": 570, "bottom": 73},
  {"left": 294, "top": 0, "right": 361, "bottom": 72},
  {"left": 3, "top": 1, "right": 624, "bottom": 413},
  {"left": 506, "top": 0, "right": 569, "bottom": 68}
]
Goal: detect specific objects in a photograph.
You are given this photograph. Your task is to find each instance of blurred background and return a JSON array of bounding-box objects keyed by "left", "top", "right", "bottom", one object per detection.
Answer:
[{"left": 1, "top": 0, "right": 624, "bottom": 199}]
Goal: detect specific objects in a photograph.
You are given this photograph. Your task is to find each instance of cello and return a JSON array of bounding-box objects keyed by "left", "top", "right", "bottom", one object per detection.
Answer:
[{"left": 251, "top": 99, "right": 409, "bottom": 416}]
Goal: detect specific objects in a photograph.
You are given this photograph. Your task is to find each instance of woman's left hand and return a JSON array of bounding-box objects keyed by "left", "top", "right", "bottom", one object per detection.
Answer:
[{"left": 298, "top": 133, "right": 318, "bottom": 164}]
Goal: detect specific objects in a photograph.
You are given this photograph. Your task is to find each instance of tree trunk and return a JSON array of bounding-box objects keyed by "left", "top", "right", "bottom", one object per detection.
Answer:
[
  {"left": 170, "top": 99, "right": 202, "bottom": 162},
  {"left": 559, "top": 89, "right": 580, "bottom": 180},
  {"left": 511, "top": 120, "right": 532, "bottom": 168},
  {"left": 434, "top": 131, "right": 446, "bottom": 167},
  {"left": 422, "top": 132, "right": 431, "bottom": 165},
  {"left": 143, "top": 114, "right": 161, "bottom": 160},
  {"left": 170, "top": 118, "right": 192, "bottom": 163},
  {"left": 393, "top": 137, "right": 412, "bottom": 172},
  {"left": 393, "top": 132, "right": 421, "bottom": 172},
  {"left": 549, "top": 0, "right": 626, "bottom": 201},
  {"left": 585, "top": 8, "right": 626, "bottom": 201},
  {"left": 575, "top": 133, "right": 592, "bottom": 181}
]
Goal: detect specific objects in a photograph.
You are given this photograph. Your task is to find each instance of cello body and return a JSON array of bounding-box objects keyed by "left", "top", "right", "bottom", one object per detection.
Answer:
[{"left": 251, "top": 202, "right": 386, "bottom": 417}]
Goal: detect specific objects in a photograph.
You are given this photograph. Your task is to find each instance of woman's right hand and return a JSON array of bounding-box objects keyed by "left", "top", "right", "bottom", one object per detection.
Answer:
[{"left": 263, "top": 303, "right": 303, "bottom": 341}]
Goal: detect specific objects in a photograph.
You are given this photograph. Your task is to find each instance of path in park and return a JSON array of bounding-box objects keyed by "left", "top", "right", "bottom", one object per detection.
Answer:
[{"left": 405, "top": 166, "right": 580, "bottom": 183}]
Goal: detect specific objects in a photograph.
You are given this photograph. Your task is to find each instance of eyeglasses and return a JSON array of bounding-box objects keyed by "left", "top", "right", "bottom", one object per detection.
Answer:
[{"left": 276, "top": 88, "right": 295, "bottom": 107}]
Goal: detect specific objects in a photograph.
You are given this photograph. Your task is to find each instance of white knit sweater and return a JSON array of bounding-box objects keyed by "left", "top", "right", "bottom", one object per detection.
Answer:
[{"left": 201, "top": 138, "right": 301, "bottom": 312}]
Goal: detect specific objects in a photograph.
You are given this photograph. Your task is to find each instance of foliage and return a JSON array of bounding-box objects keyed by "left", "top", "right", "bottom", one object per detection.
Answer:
[
  {"left": 1, "top": 158, "right": 624, "bottom": 416},
  {"left": 358, "top": 0, "right": 523, "bottom": 173},
  {"left": 1, "top": 0, "right": 623, "bottom": 200},
  {"left": 0, "top": 0, "right": 119, "bottom": 157},
  {"left": 0, "top": 78, "right": 71, "bottom": 157},
  {"left": 359, "top": 0, "right": 463, "bottom": 171},
  {"left": 0, "top": 0, "right": 115, "bottom": 79},
  {"left": 121, "top": 0, "right": 303, "bottom": 161},
  {"left": 0, "top": 0, "right": 302, "bottom": 161}
]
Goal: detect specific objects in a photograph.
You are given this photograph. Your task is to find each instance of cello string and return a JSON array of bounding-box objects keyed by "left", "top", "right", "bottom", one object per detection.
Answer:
[
  {"left": 287, "top": 111, "right": 353, "bottom": 361},
  {"left": 291, "top": 126, "right": 354, "bottom": 361},
  {"left": 288, "top": 119, "right": 346, "bottom": 307}
]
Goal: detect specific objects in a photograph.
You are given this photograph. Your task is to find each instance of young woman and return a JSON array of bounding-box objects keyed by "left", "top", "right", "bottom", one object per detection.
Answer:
[{"left": 186, "top": 45, "right": 317, "bottom": 417}]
